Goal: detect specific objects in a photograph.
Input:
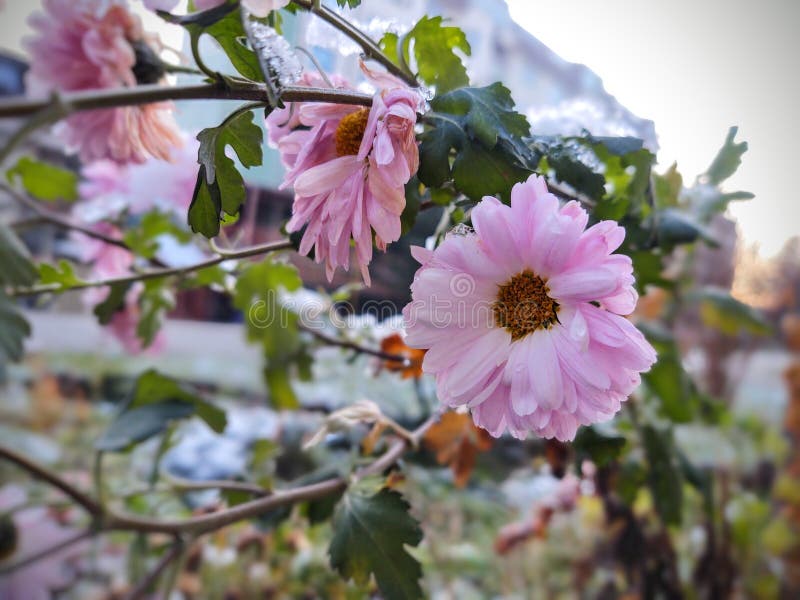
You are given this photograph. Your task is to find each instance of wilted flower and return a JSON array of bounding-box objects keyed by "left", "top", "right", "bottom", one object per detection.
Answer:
[
  {"left": 403, "top": 174, "right": 656, "bottom": 441},
  {"left": 271, "top": 66, "right": 420, "bottom": 284},
  {"left": 25, "top": 0, "right": 182, "bottom": 164}
]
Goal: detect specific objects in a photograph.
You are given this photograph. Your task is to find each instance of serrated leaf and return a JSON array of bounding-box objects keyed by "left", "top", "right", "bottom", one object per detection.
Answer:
[
  {"left": 642, "top": 425, "right": 683, "bottom": 526},
  {"left": 382, "top": 16, "right": 470, "bottom": 93},
  {"left": 693, "top": 286, "right": 772, "bottom": 336},
  {"left": 705, "top": 126, "right": 747, "bottom": 185},
  {"left": 329, "top": 483, "right": 423, "bottom": 600},
  {"left": 0, "top": 224, "right": 37, "bottom": 287},
  {"left": 7, "top": 156, "right": 78, "bottom": 202},
  {"left": 420, "top": 84, "right": 533, "bottom": 200},
  {"left": 188, "top": 166, "right": 222, "bottom": 237},
  {"left": 0, "top": 291, "right": 30, "bottom": 364},
  {"left": 38, "top": 260, "right": 84, "bottom": 290},
  {"left": 336, "top": 0, "right": 361, "bottom": 7}
]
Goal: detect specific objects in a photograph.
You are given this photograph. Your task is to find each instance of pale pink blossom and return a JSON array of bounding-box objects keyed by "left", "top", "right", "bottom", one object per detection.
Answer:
[
  {"left": 271, "top": 68, "right": 420, "bottom": 283},
  {"left": 0, "top": 485, "right": 88, "bottom": 600},
  {"left": 402, "top": 174, "right": 656, "bottom": 441},
  {"left": 25, "top": 0, "right": 182, "bottom": 164}
]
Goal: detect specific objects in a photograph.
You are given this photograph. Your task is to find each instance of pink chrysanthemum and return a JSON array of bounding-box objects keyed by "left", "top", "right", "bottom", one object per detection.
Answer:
[
  {"left": 25, "top": 0, "right": 182, "bottom": 164},
  {"left": 402, "top": 174, "right": 657, "bottom": 441},
  {"left": 269, "top": 68, "right": 420, "bottom": 283}
]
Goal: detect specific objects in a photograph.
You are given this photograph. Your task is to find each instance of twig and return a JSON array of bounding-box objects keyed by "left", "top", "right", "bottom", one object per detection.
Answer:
[
  {"left": 298, "top": 322, "right": 409, "bottom": 363},
  {"left": 0, "top": 83, "right": 372, "bottom": 120},
  {"left": 292, "top": 0, "right": 417, "bottom": 87},
  {"left": 0, "top": 445, "right": 103, "bottom": 515},
  {"left": 0, "top": 183, "right": 130, "bottom": 251},
  {"left": 7, "top": 238, "right": 295, "bottom": 297},
  {"left": 0, "top": 529, "right": 94, "bottom": 575},
  {"left": 123, "top": 537, "right": 184, "bottom": 600}
]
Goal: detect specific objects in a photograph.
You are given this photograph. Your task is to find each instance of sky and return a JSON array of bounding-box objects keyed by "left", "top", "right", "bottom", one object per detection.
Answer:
[{"left": 507, "top": 0, "right": 800, "bottom": 256}]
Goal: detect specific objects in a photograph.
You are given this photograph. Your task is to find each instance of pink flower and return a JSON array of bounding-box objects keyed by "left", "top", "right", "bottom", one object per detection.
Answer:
[
  {"left": 0, "top": 486, "right": 88, "bottom": 600},
  {"left": 402, "top": 175, "right": 656, "bottom": 441},
  {"left": 272, "top": 70, "right": 420, "bottom": 283},
  {"left": 25, "top": 0, "right": 182, "bottom": 164}
]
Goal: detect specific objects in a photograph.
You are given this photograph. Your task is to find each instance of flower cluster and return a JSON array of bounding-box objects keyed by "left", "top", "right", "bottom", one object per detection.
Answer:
[
  {"left": 403, "top": 175, "right": 656, "bottom": 441},
  {"left": 25, "top": 0, "right": 181, "bottom": 164},
  {"left": 267, "top": 66, "right": 421, "bottom": 284}
]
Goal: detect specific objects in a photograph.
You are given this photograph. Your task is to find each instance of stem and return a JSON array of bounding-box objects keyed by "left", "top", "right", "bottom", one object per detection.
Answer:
[
  {"left": 0, "top": 83, "right": 372, "bottom": 120},
  {"left": 8, "top": 238, "right": 295, "bottom": 297},
  {"left": 0, "top": 183, "right": 130, "bottom": 252},
  {"left": 298, "top": 322, "right": 409, "bottom": 363},
  {"left": 190, "top": 30, "right": 218, "bottom": 81},
  {"left": 292, "top": 0, "right": 417, "bottom": 87},
  {"left": 123, "top": 537, "right": 184, "bottom": 600},
  {"left": 0, "top": 529, "right": 94, "bottom": 576},
  {"left": 0, "top": 445, "right": 103, "bottom": 515}
]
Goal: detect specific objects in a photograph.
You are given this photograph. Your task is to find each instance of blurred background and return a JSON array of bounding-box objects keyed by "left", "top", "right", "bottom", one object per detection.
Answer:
[{"left": 1, "top": 0, "right": 799, "bottom": 598}]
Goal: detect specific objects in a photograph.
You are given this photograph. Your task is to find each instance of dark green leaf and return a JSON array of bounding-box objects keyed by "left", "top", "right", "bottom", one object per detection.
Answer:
[
  {"left": 0, "top": 224, "right": 37, "bottom": 287},
  {"left": 185, "top": 9, "right": 263, "bottom": 81},
  {"left": 572, "top": 425, "right": 626, "bottom": 467},
  {"left": 704, "top": 126, "right": 747, "bottom": 185},
  {"left": 93, "top": 282, "right": 132, "bottom": 325},
  {"left": 0, "top": 291, "right": 30, "bottom": 364},
  {"left": 7, "top": 157, "right": 78, "bottom": 202},
  {"left": 336, "top": 0, "right": 362, "bottom": 7},
  {"left": 188, "top": 166, "right": 222, "bottom": 237},
  {"left": 656, "top": 209, "right": 717, "bottom": 248},
  {"left": 329, "top": 480, "right": 423, "bottom": 600},
  {"left": 642, "top": 425, "right": 683, "bottom": 526},
  {"left": 95, "top": 402, "right": 195, "bottom": 452},
  {"left": 653, "top": 163, "right": 682, "bottom": 208},
  {"left": 401, "top": 178, "right": 422, "bottom": 234},
  {"left": 642, "top": 331, "right": 697, "bottom": 423}
]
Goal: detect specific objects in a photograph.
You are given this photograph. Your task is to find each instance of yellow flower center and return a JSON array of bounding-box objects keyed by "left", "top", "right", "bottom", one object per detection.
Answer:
[
  {"left": 493, "top": 270, "right": 559, "bottom": 340},
  {"left": 334, "top": 109, "right": 370, "bottom": 156}
]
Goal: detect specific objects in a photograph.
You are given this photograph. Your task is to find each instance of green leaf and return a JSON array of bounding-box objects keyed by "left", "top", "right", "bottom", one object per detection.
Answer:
[
  {"left": 656, "top": 209, "right": 718, "bottom": 248},
  {"left": 383, "top": 16, "right": 470, "bottom": 93},
  {"left": 704, "top": 126, "right": 747, "bottom": 185},
  {"left": 329, "top": 481, "right": 423, "bottom": 600},
  {"left": 233, "top": 258, "right": 304, "bottom": 409},
  {"left": 572, "top": 425, "right": 626, "bottom": 467},
  {"left": 0, "top": 224, "right": 37, "bottom": 287},
  {"left": 188, "top": 166, "right": 222, "bottom": 237},
  {"left": 96, "top": 369, "right": 227, "bottom": 451},
  {"left": 336, "top": 0, "right": 362, "bottom": 7},
  {"left": 93, "top": 282, "right": 133, "bottom": 325},
  {"left": 642, "top": 425, "right": 683, "bottom": 526},
  {"left": 38, "top": 260, "right": 84, "bottom": 291},
  {"left": 693, "top": 286, "right": 772, "bottom": 336},
  {"left": 401, "top": 178, "right": 422, "bottom": 235},
  {"left": 123, "top": 211, "right": 192, "bottom": 259},
  {"left": 7, "top": 157, "right": 78, "bottom": 202},
  {"left": 136, "top": 279, "right": 175, "bottom": 348},
  {"left": 653, "top": 163, "right": 683, "bottom": 208},
  {"left": 642, "top": 330, "right": 697, "bottom": 423},
  {"left": 0, "top": 291, "right": 30, "bottom": 364},
  {"left": 194, "top": 109, "right": 263, "bottom": 230},
  {"left": 184, "top": 8, "right": 263, "bottom": 82},
  {"left": 420, "top": 84, "right": 533, "bottom": 200}
]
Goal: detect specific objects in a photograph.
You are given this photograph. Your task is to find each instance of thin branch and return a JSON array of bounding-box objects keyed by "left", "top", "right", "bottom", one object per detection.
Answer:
[
  {"left": 0, "top": 83, "right": 372, "bottom": 120},
  {"left": 123, "top": 537, "right": 184, "bottom": 600},
  {"left": 0, "top": 529, "right": 94, "bottom": 576},
  {"left": 0, "top": 183, "right": 130, "bottom": 251},
  {"left": 0, "top": 445, "right": 103, "bottom": 515},
  {"left": 298, "top": 322, "right": 409, "bottom": 363},
  {"left": 7, "top": 238, "right": 295, "bottom": 297},
  {"left": 292, "top": 0, "right": 417, "bottom": 87}
]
